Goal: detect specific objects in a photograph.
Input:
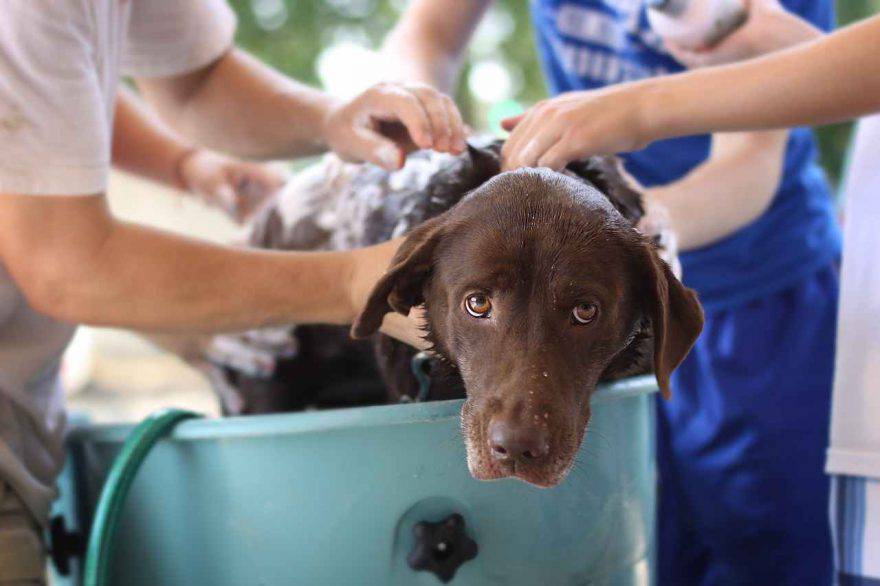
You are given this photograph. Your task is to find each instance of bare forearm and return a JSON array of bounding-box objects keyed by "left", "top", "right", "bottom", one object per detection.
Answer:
[
  {"left": 45, "top": 224, "right": 358, "bottom": 332},
  {"left": 0, "top": 195, "right": 368, "bottom": 332},
  {"left": 112, "top": 89, "right": 191, "bottom": 188},
  {"left": 382, "top": 29, "right": 460, "bottom": 93},
  {"left": 649, "top": 130, "right": 787, "bottom": 250},
  {"left": 137, "top": 49, "right": 336, "bottom": 160},
  {"left": 80, "top": 226, "right": 359, "bottom": 331},
  {"left": 382, "top": 0, "right": 490, "bottom": 93},
  {"left": 646, "top": 16, "right": 880, "bottom": 139}
]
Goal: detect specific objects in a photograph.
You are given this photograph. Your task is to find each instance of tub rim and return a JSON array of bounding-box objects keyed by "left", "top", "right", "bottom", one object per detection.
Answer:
[{"left": 69, "top": 375, "right": 657, "bottom": 444}]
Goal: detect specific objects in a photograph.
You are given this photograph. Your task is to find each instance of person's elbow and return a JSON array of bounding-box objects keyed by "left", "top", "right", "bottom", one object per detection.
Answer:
[
  {"left": 715, "top": 129, "right": 788, "bottom": 211},
  {"left": 730, "top": 130, "right": 787, "bottom": 178},
  {"left": 746, "top": 131, "right": 788, "bottom": 214},
  {"left": 13, "top": 254, "right": 100, "bottom": 324},
  {"left": 135, "top": 51, "right": 228, "bottom": 132},
  {"left": 0, "top": 192, "right": 117, "bottom": 324}
]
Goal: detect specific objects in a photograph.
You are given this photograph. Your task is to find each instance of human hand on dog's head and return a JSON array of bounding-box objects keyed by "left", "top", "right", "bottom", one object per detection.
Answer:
[
  {"left": 499, "top": 86, "right": 655, "bottom": 172},
  {"left": 322, "top": 82, "right": 467, "bottom": 171},
  {"left": 178, "top": 149, "right": 288, "bottom": 223}
]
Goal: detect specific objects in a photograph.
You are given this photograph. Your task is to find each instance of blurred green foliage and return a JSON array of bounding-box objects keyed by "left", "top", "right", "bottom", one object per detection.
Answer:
[
  {"left": 816, "top": 1, "right": 879, "bottom": 186},
  {"left": 229, "top": 0, "right": 878, "bottom": 188}
]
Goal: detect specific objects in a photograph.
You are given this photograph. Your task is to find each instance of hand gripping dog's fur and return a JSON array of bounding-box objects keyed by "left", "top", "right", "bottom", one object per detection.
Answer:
[{"left": 204, "top": 140, "right": 703, "bottom": 486}]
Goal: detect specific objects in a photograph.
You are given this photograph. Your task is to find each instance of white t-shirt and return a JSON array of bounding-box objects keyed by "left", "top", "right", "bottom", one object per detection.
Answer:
[
  {"left": 0, "top": 0, "right": 236, "bottom": 524},
  {"left": 826, "top": 114, "right": 880, "bottom": 480}
]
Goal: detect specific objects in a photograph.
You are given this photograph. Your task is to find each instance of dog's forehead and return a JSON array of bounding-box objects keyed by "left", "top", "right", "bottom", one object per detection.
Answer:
[
  {"left": 443, "top": 167, "right": 629, "bottom": 261},
  {"left": 457, "top": 167, "right": 618, "bottom": 216},
  {"left": 444, "top": 233, "right": 628, "bottom": 291},
  {"left": 440, "top": 199, "right": 634, "bottom": 294}
]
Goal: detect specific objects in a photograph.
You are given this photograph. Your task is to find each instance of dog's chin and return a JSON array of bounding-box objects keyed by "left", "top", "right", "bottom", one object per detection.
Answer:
[
  {"left": 464, "top": 441, "right": 575, "bottom": 488},
  {"left": 461, "top": 407, "right": 590, "bottom": 489}
]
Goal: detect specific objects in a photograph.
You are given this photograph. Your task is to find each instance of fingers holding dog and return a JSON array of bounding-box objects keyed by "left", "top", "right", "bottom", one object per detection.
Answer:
[
  {"left": 374, "top": 83, "right": 436, "bottom": 150},
  {"left": 408, "top": 85, "right": 460, "bottom": 154},
  {"left": 323, "top": 82, "right": 466, "bottom": 171},
  {"left": 502, "top": 99, "right": 591, "bottom": 172},
  {"left": 501, "top": 88, "right": 654, "bottom": 171}
]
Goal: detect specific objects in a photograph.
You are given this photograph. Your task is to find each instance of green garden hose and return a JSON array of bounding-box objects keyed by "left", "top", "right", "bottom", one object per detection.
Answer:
[{"left": 83, "top": 408, "right": 201, "bottom": 586}]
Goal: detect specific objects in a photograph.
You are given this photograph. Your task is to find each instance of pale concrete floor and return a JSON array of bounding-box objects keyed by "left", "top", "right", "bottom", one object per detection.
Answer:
[{"left": 64, "top": 171, "right": 245, "bottom": 423}]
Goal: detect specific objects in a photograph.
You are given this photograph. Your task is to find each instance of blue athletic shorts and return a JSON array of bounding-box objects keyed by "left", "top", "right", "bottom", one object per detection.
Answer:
[{"left": 657, "top": 263, "right": 839, "bottom": 585}]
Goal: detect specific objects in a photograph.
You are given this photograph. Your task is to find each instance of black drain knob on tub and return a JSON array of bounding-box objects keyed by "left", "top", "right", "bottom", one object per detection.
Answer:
[
  {"left": 48, "top": 515, "right": 84, "bottom": 576},
  {"left": 407, "top": 513, "right": 478, "bottom": 583}
]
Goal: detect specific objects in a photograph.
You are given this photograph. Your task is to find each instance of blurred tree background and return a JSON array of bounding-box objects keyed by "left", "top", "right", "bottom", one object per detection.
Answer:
[{"left": 228, "top": 0, "right": 878, "bottom": 188}]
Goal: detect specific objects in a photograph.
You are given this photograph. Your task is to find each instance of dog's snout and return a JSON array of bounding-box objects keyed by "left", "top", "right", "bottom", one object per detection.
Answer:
[{"left": 488, "top": 418, "right": 549, "bottom": 463}]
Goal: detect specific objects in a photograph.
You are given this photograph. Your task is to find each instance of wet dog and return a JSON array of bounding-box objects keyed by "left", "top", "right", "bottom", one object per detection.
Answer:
[{"left": 202, "top": 141, "right": 703, "bottom": 487}]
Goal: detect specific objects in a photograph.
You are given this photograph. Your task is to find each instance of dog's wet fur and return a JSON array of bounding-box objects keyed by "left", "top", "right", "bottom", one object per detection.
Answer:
[{"left": 213, "top": 141, "right": 704, "bottom": 487}]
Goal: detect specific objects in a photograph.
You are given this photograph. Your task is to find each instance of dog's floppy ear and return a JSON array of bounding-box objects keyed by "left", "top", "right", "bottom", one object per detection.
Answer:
[
  {"left": 351, "top": 214, "right": 448, "bottom": 339},
  {"left": 638, "top": 242, "right": 704, "bottom": 399}
]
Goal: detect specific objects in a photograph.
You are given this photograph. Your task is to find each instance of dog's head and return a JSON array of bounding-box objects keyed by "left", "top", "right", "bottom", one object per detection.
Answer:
[{"left": 352, "top": 147, "right": 703, "bottom": 487}]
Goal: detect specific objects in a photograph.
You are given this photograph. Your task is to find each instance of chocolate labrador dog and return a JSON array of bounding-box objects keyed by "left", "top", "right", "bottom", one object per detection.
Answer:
[{"left": 199, "top": 140, "right": 703, "bottom": 488}]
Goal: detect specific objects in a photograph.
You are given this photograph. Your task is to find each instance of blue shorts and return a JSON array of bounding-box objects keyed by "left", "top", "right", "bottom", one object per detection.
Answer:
[{"left": 657, "top": 263, "right": 839, "bottom": 585}]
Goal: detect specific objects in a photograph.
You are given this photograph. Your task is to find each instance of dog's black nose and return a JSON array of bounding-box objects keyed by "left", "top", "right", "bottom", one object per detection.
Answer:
[{"left": 488, "top": 419, "right": 549, "bottom": 463}]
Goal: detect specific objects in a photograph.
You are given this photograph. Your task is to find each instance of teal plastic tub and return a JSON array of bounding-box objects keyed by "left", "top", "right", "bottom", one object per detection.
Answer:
[{"left": 53, "top": 376, "right": 657, "bottom": 585}]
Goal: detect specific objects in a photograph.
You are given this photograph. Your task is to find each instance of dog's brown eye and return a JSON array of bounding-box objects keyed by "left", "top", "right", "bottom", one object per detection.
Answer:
[
  {"left": 465, "top": 293, "right": 492, "bottom": 318},
  {"left": 572, "top": 302, "right": 598, "bottom": 325}
]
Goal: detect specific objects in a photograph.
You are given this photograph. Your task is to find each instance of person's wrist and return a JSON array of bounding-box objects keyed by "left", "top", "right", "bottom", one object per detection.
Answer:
[
  {"left": 633, "top": 78, "right": 672, "bottom": 146},
  {"left": 342, "top": 248, "right": 363, "bottom": 324},
  {"left": 760, "top": 5, "right": 823, "bottom": 53},
  {"left": 316, "top": 94, "right": 344, "bottom": 152},
  {"left": 275, "top": 88, "right": 341, "bottom": 157},
  {"left": 173, "top": 146, "right": 202, "bottom": 192},
  {"left": 645, "top": 186, "right": 671, "bottom": 209},
  {"left": 641, "top": 187, "right": 678, "bottom": 238},
  {"left": 346, "top": 239, "right": 402, "bottom": 323}
]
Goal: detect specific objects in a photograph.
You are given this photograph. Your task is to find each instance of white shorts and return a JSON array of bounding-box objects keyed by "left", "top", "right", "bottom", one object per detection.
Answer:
[
  {"left": 832, "top": 475, "right": 880, "bottom": 585},
  {"left": 0, "top": 481, "right": 45, "bottom": 585}
]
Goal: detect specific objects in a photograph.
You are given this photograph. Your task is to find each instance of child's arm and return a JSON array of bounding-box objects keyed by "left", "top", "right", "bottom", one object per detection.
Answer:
[
  {"left": 501, "top": 14, "right": 880, "bottom": 168},
  {"left": 381, "top": 0, "right": 491, "bottom": 94},
  {"left": 646, "top": 130, "right": 788, "bottom": 251}
]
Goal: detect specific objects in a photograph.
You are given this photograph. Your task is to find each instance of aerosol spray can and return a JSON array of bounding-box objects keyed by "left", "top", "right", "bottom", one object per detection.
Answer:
[{"left": 646, "top": 0, "right": 748, "bottom": 50}]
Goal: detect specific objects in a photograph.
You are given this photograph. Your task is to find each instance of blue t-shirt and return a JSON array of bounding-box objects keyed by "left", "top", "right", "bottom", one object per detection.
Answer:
[{"left": 530, "top": 0, "right": 842, "bottom": 311}]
